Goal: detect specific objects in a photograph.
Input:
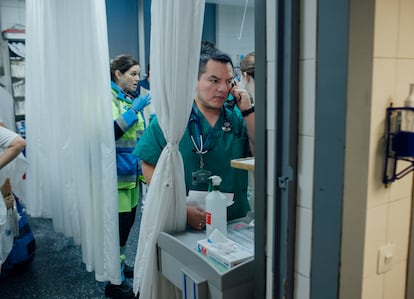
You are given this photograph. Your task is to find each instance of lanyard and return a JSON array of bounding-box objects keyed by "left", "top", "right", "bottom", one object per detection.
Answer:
[{"left": 188, "top": 106, "right": 214, "bottom": 169}]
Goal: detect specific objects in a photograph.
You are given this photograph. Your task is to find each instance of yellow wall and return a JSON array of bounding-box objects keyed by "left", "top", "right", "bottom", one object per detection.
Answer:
[
  {"left": 362, "top": 0, "right": 414, "bottom": 298},
  {"left": 341, "top": 0, "right": 414, "bottom": 298}
]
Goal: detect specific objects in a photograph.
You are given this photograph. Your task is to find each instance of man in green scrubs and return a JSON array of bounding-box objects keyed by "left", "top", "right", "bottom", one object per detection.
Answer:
[{"left": 134, "top": 48, "right": 255, "bottom": 230}]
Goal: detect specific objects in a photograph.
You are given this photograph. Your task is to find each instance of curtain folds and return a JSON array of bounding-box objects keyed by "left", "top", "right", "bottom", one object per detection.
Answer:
[
  {"left": 25, "top": 0, "right": 120, "bottom": 284},
  {"left": 133, "top": 0, "right": 205, "bottom": 297}
]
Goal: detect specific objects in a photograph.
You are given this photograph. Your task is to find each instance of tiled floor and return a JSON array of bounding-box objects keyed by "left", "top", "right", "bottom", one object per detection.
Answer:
[{"left": 0, "top": 205, "right": 142, "bottom": 299}]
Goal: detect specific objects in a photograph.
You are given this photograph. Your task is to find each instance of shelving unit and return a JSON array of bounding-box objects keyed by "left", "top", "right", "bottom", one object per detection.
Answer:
[{"left": 1, "top": 28, "right": 26, "bottom": 137}]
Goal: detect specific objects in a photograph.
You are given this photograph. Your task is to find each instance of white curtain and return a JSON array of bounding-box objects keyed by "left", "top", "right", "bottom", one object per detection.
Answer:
[
  {"left": 133, "top": 0, "right": 205, "bottom": 297},
  {"left": 25, "top": 0, "right": 121, "bottom": 284}
]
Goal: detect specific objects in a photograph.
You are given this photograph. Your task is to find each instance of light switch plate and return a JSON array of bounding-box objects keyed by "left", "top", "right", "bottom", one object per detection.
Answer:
[{"left": 377, "top": 243, "right": 396, "bottom": 274}]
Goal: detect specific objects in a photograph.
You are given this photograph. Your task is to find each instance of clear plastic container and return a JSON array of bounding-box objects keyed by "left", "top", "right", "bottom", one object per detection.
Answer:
[{"left": 205, "top": 176, "right": 227, "bottom": 237}]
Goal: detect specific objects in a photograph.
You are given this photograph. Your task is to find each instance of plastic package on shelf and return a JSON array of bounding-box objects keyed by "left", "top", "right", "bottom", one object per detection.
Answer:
[
  {"left": 197, "top": 229, "right": 253, "bottom": 269},
  {"left": 10, "top": 60, "right": 24, "bottom": 78},
  {"left": 8, "top": 42, "right": 25, "bottom": 58},
  {"left": 12, "top": 80, "right": 24, "bottom": 97}
]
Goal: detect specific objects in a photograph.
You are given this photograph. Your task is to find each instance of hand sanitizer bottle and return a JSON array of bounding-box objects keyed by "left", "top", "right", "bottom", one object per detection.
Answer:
[{"left": 205, "top": 175, "right": 227, "bottom": 238}]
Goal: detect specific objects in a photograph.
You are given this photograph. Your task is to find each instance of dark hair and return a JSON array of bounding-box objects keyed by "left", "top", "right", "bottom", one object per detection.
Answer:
[
  {"left": 198, "top": 48, "right": 234, "bottom": 79},
  {"left": 240, "top": 52, "right": 255, "bottom": 79},
  {"left": 110, "top": 54, "right": 139, "bottom": 81},
  {"left": 200, "top": 40, "right": 216, "bottom": 55}
]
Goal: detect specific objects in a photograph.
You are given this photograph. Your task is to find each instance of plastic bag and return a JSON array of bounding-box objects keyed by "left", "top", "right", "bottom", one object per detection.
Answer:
[
  {"left": 0, "top": 199, "right": 13, "bottom": 269},
  {"left": 0, "top": 196, "right": 35, "bottom": 277}
]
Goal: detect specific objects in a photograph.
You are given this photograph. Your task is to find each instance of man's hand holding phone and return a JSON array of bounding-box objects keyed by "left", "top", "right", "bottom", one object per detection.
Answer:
[{"left": 230, "top": 79, "right": 253, "bottom": 112}]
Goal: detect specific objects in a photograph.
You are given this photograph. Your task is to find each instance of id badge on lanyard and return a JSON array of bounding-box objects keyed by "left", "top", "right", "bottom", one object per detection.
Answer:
[
  {"left": 189, "top": 105, "right": 231, "bottom": 185},
  {"left": 191, "top": 132, "right": 212, "bottom": 185},
  {"left": 189, "top": 107, "right": 213, "bottom": 185}
]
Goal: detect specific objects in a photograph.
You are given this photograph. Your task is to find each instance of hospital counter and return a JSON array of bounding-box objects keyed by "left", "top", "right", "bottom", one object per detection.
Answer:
[{"left": 157, "top": 215, "right": 255, "bottom": 299}]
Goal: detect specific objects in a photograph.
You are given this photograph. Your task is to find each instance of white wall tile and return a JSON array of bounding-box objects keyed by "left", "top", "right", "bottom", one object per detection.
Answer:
[
  {"left": 297, "top": 135, "right": 314, "bottom": 209},
  {"left": 266, "top": 0, "right": 276, "bottom": 63},
  {"left": 388, "top": 168, "right": 412, "bottom": 201},
  {"left": 266, "top": 60, "right": 276, "bottom": 131},
  {"left": 362, "top": 273, "right": 384, "bottom": 299},
  {"left": 293, "top": 2, "right": 316, "bottom": 299},
  {"left": 266, "top": 129, "right": 275, "bottom": 196},
  {"left": 387, "top": 112, "right": 413, "bottom": 201},
  {"left": 363, "top": 204, "right": 388, "bottom": 278},
  {"left": 395, "top": 59, "right": 414, "bottom": 102},
  {"left": 373, "top": 0, "right": 399, "bottom": 58},
  {"left": 294, "top": 273, "right": 310, "bottom": 299},
  {"left": 370, "top": 58, "right": 397, "bottom": 138},
  {"left": 266, "top": 256, "right": 275, "bottom": 298},
  {"left": 299, "top": 0, "right": 317, "bottom": 60},
  {"left": 294, "top": 206, "right": 312, "bottom": 276},
  {"left": 398, "top": 0, "right": 414, "bottom": 59},
  {"left": 298, "top": 60, "right": 316, "bottom": 137},
  {"left": 367, "top": 134, "right": 390, "bottom": 208},
  {"left": 383, "top": 261, "right": 407, "bottom": 299},
  {"left": 266, "top": 193, "right": 274, "bottom": 257},
  {"left": 387, "top": 197, "right": 411, "bottom": 263}
]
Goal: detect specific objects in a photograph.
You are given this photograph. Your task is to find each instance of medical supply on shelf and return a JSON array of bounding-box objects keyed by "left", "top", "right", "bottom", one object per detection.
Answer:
[
  {"left": 205, "top": 175, "right": 227, "bottom": 237},
  {"left": 197, "top": 229, "right": 253, "bottom": 269}
]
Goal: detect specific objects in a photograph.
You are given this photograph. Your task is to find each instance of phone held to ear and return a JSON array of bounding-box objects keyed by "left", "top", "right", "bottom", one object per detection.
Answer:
[{"left": 226, "top": 79, "right": 239, "bottom": 110}]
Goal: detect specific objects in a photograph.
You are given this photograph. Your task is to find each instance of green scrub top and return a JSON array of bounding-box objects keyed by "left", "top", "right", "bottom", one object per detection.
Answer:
[{"left": 134, "top": 104, "right": 251, "bottom": 220}]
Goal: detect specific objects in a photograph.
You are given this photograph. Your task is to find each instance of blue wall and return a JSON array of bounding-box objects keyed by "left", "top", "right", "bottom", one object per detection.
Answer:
[
  {"left": 202, "top": 4, "right": 216, "bottom": 45},
  {"left": 105, "top": 0, "right": 139, "bottom": 60},
  {"left": 105, "top": 1, "right": 216, "bottom": 65}
]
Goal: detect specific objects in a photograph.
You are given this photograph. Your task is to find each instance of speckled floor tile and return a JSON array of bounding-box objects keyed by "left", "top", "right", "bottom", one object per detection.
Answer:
[{"left": 0, "top": 202, "right": 142, "bottom": 299}]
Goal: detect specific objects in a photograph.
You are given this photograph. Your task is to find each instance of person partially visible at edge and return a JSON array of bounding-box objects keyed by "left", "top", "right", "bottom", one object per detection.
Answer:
[
  {"left": 0, "top": 122, "right": 25, "bottom": 213},
  {"left": 239, "top": 51, "right": 256, "bottom": 209},
  {"left": 106, "top": 54, "right": 151, "bottom": 299},
  {"left": 239, "top": 51, "right": 255, "bottom": 105},
  {"left": 134, "top": 47, "right": 255, "bottom": 231},
  {"left": 0, "top": 122, "right": 26, "bottom": 270},
  {"left": 0, "top": 123, "right": 25, "bottom": 171}
]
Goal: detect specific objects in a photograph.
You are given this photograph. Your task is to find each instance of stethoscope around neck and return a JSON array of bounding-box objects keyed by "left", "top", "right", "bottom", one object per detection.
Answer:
[{"left": 188, "top": 105, "right": 232, "bottom": 155}]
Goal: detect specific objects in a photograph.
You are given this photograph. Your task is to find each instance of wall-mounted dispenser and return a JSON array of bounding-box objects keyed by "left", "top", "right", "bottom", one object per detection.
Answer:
[{"left": 383, "top": 84, "right": 414, "bottom": 185}]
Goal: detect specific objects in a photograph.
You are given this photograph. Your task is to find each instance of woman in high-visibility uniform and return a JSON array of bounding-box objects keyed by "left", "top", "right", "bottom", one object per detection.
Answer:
[{"left": 106, "top": 54, "right": 151, "bottom": 299}]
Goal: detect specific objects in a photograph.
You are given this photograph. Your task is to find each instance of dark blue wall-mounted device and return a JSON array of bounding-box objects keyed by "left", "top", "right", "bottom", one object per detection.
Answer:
[{"left": 383, "top": 106, "right": 414, "bottom": 185}]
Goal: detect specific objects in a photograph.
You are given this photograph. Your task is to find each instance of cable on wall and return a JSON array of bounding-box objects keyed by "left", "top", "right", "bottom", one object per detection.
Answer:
[{"left": 237, "top": 0, "right": 249, "bottom": 40}]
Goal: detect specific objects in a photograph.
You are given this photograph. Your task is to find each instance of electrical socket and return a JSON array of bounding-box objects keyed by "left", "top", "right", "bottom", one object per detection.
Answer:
[{"left": 377, "top": 243, "right": 396, "bottom": 274}]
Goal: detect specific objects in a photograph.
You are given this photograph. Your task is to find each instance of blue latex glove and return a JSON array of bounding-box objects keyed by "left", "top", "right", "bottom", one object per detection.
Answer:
[{"left": 130, "top": 93, "right": 151, "bottom": 113}]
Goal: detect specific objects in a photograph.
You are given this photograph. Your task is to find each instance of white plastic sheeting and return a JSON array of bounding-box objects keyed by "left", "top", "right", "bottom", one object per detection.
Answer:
[
  {"left": 133, "top": 0, "right": 205, "bottom": 297},
  {"left": 24, "top": 0, "right": 121, "bottom": 284}
]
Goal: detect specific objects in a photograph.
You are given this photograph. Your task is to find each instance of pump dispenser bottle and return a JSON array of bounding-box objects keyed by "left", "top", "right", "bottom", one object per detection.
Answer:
[
  {"left": 404, "top": 83, "right": 414, "bottom": 132},
  {"left": 205, "top": 175, "right": 227, "bottom": 237}
]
